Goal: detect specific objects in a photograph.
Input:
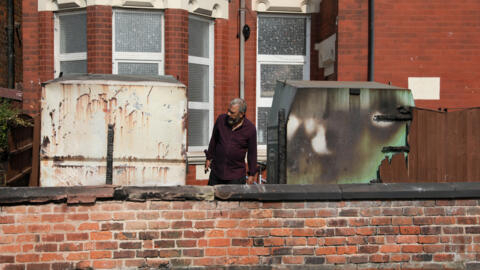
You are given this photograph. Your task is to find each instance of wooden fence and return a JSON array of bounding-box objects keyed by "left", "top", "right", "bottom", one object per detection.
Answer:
[{"left": 380, "top": 107, "right": 480, "bottom": 182}]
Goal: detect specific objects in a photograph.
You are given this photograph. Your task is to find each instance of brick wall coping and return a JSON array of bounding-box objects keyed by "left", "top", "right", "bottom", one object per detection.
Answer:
[{"left": 1, "top": 183, "right": 480, "bottom": 205}]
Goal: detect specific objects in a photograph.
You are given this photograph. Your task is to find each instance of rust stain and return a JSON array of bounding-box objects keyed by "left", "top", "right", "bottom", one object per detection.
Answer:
[
  {"left": 162, "top": 167, "right": 169, "bottom": 184},
  {"left": 157, "top": 143, "right": 169, "bottom": 159},
  {"left": 182, "top": 111, "right": 187, "bottom": 132},
  {"left": 43, "top": 81, "right": 187, "bottom": 186},
  {"left": 41, "top": 136, "right": 50, "bottom": 148},
  {"left": 53, "top": 164, "right": 84, "bottom": 169},
  {"left": 147, "top": 86, "right": 153, "bottom": 105},
  {"left": 49, "top": 109, "right": 57, "bottom": 147},
  {"left": 76, "top": 93, "right": 91, "bottom": 121},
  {"left": 126, "top": 110, "right": 137, "bottom": 129},
  {"left": 181, "top": 144, "right": 187, "bottom": 159}
]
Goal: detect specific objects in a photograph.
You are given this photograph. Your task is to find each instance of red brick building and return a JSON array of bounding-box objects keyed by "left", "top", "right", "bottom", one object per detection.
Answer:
[
  {"left": 21, "top": 0, "right": 480, "bottom": 184},
  {"left": 0, "top": 0, "right": 22, "bottom": 89}
]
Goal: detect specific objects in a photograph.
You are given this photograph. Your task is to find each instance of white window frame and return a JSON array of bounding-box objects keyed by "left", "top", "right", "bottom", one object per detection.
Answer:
[
  {"left": 112, "top": 9, "right": 165, "bottom": 75},
  {"left": 187, "top": 15, "right": 215, "bottom": 153},
  {"left": 54, "top": 10, "right": 87, "bottom": 77},
  {"left": 256, "top": 14, "right": 311, "bottom": 148}
]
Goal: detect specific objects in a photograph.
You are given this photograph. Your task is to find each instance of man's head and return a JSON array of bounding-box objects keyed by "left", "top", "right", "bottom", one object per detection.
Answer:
[{"left": 227, "top": 98, "right": 247, "bottom": 126}]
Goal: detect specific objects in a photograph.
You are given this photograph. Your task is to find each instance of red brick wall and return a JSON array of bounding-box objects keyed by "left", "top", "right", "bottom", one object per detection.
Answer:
[
  {"left": 243, "top": 0, "right": 257, "bottom": 123},
  {"left": 1, "top": 199, "right": 479, "bottom": 269},
  {"left": 0, "top": 0, "right": 23, "bottom": 89},
  {"left": 22, "top": 0, "right": 42, "bottom": 114},
  {"left": 374, "top": 0, "right": 480, "bottom": 109},
  {"left": 164, "top": 9, "right": 188, "bottom": 86},
  {"left": 311, "top": 0, "right": 338, "bottom": 81},
  {"left": 87, "top": 6, "right": 112, "bottom": 74},
  {"left": 22, "top": 1, "right": 54, "bottom": 114},
  {"left": 213, "top": 18, "right": 231, "bottom": 119},
  {"left": 22, "top": 10, "right": 54, "bottom": 115},
  {"left": 310, "top": 12, "right": 323, "bottom": 81},
  {"left": 213, "top": 0, "right": 257, "bottom": 121},
  {"left": 213, "top": 0, "right": 249, "bottom": 120},
  {"left": 14, "top": 0, "right": 22, "bottom": 89},
  {"left": 337, "top": 0, "right": 368, "bottom": 82},
  {"left": 185, "top": 166, "right": 208, "bottom": 186},
  {"left": 336, "top": 0, "right": 480, "bottom": 109},
  {"left": 38, "top": 12, "right": 54, "bottom": 83}
]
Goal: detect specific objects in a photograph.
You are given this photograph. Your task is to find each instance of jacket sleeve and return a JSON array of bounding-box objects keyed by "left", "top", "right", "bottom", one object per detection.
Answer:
[
  {"left": 247, "top": 127, "right": 258, "bottom": 176},
  {"left": 206, "top": 116, "right": 219, "bottom": 161}
]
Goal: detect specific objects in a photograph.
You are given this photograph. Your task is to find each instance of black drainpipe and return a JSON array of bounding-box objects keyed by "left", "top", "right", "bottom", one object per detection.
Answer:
[
  {"left": 368, "top": 0, "right": 374, "bottom": 82},
  {"left": 7, "top": 0, "right": 15, "bottom": 88}
]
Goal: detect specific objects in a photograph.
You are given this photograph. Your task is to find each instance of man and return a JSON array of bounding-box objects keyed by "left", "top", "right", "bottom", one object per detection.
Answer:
[{"left": 205, "top": 98, "right": 258, "bottom": 185}]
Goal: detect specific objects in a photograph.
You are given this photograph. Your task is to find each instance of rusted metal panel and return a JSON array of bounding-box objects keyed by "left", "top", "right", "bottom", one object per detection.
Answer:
[
  {"left": 40, "top": 75, "right": 187, "bottom": 186},
  {"left": 267, "top": 80, "right": 414, "bottom": 184},
  {"left": 380, "top": 107, "right": 480, "bottom": 183},
  {"left": 29, "top": 114, "right": 41, "bottom": 186},
  {"left": 378, "top": 154, "right": 408, "bottom": 182}
]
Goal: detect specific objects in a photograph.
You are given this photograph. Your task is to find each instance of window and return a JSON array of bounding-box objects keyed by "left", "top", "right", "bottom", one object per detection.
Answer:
[
  {"left": 187, "top": 16, "right": 214, "bottom": 151},
  {"left": 113, "top": 9, "right": 164, "bottom": 75},
  {"left": 54, "top": 11, "right": 87, "bottom": 76},
  {"left": 256, "top": 15, "right": 310, "bottom": 145}
]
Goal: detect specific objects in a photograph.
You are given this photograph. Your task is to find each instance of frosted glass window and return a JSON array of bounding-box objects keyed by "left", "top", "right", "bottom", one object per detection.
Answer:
[
  {"left": 188, "top": 109, "right": 209, "bottom": 147},
  {"left": 261, "top": 64, "right": 303, "bottom": 97},
  {"left": 115, "top": 11, "right": 162, "bottom": 53},
  {"left": 187, "top": 16, "right": 213, "bottom": 150},
  {"left": 118, "top": 62, "right": 158, "bottom": 75},
  {"left": 60, "top": 60, "right": 87, "bottom": 74},
  {"left": 188, "top": 63, "right": 209, "bottom": 102},
  {"left": 256, "top": 15, "right": 309, "bottom": 146},
  {"left": 59, "top": 13, "right": 87, "bottom": 54},
  {"left": 258, "top": 17, "right": 306, "bottom": 55},
  {"left": 257, "top": 107, "right": 269, "bottom": 145},
  {"left": 189, "top": 19, "right": 209, "bottom": 58}
]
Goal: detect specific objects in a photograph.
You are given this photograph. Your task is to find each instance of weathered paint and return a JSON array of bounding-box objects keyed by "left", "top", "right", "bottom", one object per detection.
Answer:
[
  {"left": 267, "top": 81, "right": 414, "bottom": 184},
  {"left": 40, "top": 75, "right": 187, "bottom": 186}
]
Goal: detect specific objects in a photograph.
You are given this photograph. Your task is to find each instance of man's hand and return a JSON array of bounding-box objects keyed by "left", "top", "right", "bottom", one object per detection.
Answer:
[
  {"left": 247, "top": 175, "right": 256, "bottom": 185},
  {"left": 205, "top": 159, "right": 211, "bottom": 173}
]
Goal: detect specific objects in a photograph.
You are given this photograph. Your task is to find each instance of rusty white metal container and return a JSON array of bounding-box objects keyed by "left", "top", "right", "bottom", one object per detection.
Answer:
[{"left": 40, "top": 74, "right": 187, "bottom": 186}]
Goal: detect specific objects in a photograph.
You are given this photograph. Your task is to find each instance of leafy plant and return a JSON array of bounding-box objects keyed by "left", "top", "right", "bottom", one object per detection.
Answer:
[{"left": 0, "top": 99, "right": 32, "bottom": 154}]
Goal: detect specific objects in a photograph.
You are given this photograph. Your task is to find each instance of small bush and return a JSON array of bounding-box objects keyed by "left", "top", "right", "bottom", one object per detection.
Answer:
[{"left": 0, "top": 99, "right": 32, "bottom": 153}]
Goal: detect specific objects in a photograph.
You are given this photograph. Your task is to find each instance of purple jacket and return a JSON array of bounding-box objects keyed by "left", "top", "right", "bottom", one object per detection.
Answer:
[{"left": 206, "top": 114, "right": 258, "bottom": 180}]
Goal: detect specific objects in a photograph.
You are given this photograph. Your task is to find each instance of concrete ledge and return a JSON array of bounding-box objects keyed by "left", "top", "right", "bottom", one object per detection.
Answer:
[
  {"left": 215, "top": 183, "right": 480, "bottom": 201},
  {"left": 339, "top": 183, "right": 476, "bottom": 200},
  {"left": 1, "top": 183, "right": 480, "bottom": 205},
  {"left": 0, "top": 186, "right": 115, "bottom": 204},
  {"left": 214, "top": 184, "right": 342, "bottom": 201},
  {"left": 115, "top": 186, "right": 214, "bottom": 202}
]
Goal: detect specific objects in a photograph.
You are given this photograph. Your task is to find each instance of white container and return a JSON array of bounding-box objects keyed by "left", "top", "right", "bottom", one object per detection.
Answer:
[{"left": 40, "top": 74, "right": 187, "bottom": 186}]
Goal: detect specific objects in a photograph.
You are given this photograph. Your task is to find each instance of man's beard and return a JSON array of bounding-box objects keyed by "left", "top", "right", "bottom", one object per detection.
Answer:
[{"left": 228, "top": 116, "right": 242, "bottom": 126}]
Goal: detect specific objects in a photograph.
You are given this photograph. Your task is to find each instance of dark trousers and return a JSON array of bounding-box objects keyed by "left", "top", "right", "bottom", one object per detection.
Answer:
[{"left": 208, "top": 172, "right": 246, "bottom": 186}]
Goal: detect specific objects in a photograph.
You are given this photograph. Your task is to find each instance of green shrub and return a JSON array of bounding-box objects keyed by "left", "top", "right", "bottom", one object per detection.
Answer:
[{"left": 0, "top": 99, "right": 32, "bottom": 153}]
